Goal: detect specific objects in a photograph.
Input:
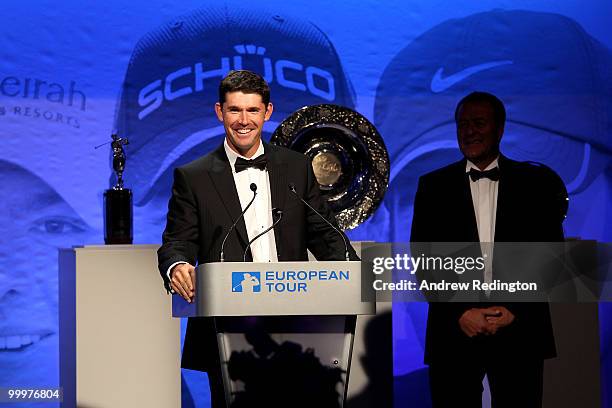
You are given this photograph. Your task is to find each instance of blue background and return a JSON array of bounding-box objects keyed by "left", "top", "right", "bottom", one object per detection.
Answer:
[{"left": 1, "top": 1, "right": 611, "bottom": 406}]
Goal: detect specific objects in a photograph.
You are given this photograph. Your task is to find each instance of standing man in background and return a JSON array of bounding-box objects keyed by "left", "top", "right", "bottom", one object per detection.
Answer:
[
  {"left": 157, "top": 70, "right": 357, "bottom": 407},
  {"left": 411, "top": 92, "right": 564, "bottom": 407}
]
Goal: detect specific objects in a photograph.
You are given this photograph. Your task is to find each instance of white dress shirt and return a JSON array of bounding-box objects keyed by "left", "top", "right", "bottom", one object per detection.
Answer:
[
  {"left": 223, "top": 139, "right": 278, "bottom": 263},
  {"left": 466, "top": 157, "right": 499, "bottom": 285}
]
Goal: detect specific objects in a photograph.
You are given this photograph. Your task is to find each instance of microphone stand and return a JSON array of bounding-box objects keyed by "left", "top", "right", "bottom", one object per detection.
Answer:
[
  {"left": 288, "top": 183, "right": 350, "bottom": 261},
  {"left": 220, "top": 183, "right": 257, "bottom": 262},
  {"left": 243, "top": 208, "right": 283, "bottom": 262}
]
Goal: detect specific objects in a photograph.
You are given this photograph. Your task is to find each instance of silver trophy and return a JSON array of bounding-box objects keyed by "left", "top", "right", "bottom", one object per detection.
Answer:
[
  {"left": 111, "top": 134, "right": 129, "bottom": 190},
  {"left": 271, "top": 104, "right": 389, "bottom": 230}
]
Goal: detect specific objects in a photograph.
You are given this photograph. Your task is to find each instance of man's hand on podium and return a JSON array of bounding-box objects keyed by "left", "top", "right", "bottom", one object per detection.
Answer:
[{"left": 171, "top": 263, "right": 195, "bottom": 303}]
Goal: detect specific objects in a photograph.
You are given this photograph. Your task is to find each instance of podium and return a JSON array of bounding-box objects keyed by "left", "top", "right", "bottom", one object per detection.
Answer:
[
  {"left": 58, "top": 245, "right": 180, "bottom": 408},
  {"left": 174, "top": 261, "right": 375, "bottom": 407}
]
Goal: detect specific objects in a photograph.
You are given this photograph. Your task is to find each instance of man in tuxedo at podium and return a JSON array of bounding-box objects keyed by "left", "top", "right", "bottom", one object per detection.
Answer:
[
  {"left": 410, "top": 92, "right": 564, "bottom": 407},
  {"left": 157, "top": 70, "right": 357, "bottom": 406}
]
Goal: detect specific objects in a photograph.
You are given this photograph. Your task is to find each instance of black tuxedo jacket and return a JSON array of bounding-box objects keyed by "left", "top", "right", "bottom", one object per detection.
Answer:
[
  {"left": 158, "top": 142, "right": 357, "bottom": 371},
  {"left": 410, "top": 155, "right": 564, "bottom": 365}
]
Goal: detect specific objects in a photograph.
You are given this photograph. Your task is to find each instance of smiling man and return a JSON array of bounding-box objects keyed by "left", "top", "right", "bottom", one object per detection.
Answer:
[
  {"left": 157, "top": 70, "right": 357, "bottom": 407},
  {"left": 215, "top": 87, "right": 273, "bottom": 158},
  {"left": 411, "top": 92, "right": 565, "bottom": 407},
  {"left": 455, "top": 94, "right": 504, "bottom": 171}
]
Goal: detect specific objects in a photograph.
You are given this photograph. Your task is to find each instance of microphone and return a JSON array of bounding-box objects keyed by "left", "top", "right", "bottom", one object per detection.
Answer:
[
  {"left": 288, "top": 182, "right": 350, "bottom": 261},
  {"left": 220, "top": 183, "right": 257, "bottom": 262},
  {"left": 243, "top": 208, "right": 283, "bottom": 262}
]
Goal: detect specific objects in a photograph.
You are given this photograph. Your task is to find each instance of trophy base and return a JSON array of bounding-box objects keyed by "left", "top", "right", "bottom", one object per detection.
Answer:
[{"left": 104, "top": 188, "right": 133, "bottom": 245}]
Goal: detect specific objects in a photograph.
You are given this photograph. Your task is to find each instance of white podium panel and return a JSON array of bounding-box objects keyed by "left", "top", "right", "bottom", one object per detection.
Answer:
[
  {"left": 173, "top": 261, "right": 373, "bottom": 317},
  {"left": 59, "top": 245, "right": 180, "bottom": 408}
]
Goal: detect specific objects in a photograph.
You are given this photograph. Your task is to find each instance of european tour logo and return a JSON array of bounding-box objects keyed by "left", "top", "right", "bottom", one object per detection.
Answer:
[{"left": 232, "top": 272, "right": 261, "bottom": 293}]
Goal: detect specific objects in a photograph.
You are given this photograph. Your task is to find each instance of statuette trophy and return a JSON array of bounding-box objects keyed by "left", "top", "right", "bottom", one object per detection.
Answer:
[{"left": 103, "top": 134, "right": 133, "bottom": 244}]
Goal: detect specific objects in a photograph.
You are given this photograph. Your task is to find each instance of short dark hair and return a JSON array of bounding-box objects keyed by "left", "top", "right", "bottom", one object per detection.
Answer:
[
  {"left": 454, "top": 91, "right": 506, "bottom": 128},
  {"left": 218, "top": 70, "right": 271, "bottom": 106}
]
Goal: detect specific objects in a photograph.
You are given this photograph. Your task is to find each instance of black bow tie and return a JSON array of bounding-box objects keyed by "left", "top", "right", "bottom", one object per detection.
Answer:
[
  {"left": 468, "top": 167, "right": 500, "bottom": 182},
  {"left": 234, "top": 154, "right": 268, "bottom": 173}
]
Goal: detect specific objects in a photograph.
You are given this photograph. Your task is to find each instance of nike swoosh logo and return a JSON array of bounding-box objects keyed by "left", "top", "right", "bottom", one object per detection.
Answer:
[{"left": 430, "top": 60, "right": 513, "bottom": 93}]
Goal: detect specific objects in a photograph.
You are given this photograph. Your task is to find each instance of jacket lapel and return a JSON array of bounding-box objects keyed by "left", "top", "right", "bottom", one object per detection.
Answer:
[
  {"left": 494, "top": 155, "right": 514, "bottom": 242},
  {"left": 457, "top": 160, "right": 480, "bottom": 242},
  {"left": 265, "top": 143, "right": 288, "bottom": 212},
  {"left": 208, "top": 144, "right": 249, "bottom": 247},
  {"left": 264, "top": 143, "right": 288, "bottom": 256}
]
